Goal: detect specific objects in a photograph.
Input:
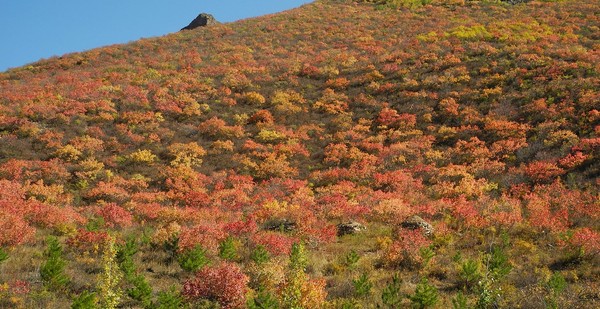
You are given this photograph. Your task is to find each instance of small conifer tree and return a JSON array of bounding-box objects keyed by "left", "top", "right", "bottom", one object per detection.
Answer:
[
  {"left": 251, "top": 245, "right": 270, "bottom": 265},
  {"left": 156, "top": 286, "right": 185, "bottom": 309},
  {"left": 381, "top": 274, "right": 402, "bottom": 308},
  {"left": 0, "top": 247, "right": 8, "bottom": 265},
  {"left": 248, "top": 287, "right": 280, "bottom": 309},
  {"left": 178, "top": 245, "right": 209, "bottom": 272},
  {"left": 219, "top": 236, "right": 238, "bottom": 261},
  {"left": 353, "top": 272, "right": 373, "bottom": 298},
  {"left": 40, "top": 236, "right": 69, "bottom": 290},
  {"left": 71, "top": 291, "right": 98, "bottom": 309},
  {"left": 409, "top": 278, "right": 439, "bottom": 309}
]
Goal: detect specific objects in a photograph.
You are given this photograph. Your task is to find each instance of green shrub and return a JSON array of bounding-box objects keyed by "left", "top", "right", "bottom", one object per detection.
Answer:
[
  {"left": 40, "top": 236, "right": 70, "bottom": 290},
  {"left": 545, "top": 272, "right": 567, "bottom": 309},
  {"left": 420, "top": 246, "right": 435, "bottom": 268},
  {"left": 353, "top": 272, "right": 373, "bottom": 298},
  {"left": 178, "top": 245, "right": 209, "bottom": 272},
  {"left": 452, "top": 291, "right": 469, "bottom": 309},
  {"left": 218, "top": 237, "right": 238, "bottom": 261},
  {"left": 248, "top": 288, "right": 280, "bottom": 309},
  {"left": 446, "top": 25, "right": 492, "bottom": 41},
  {"left": 0, "top": 247, "right": 8, "bottom": 265},
  {"left": 459, "top": 259, "right": 481, "bottom": 289},
  {"left": 381, "top": 274, "right": 403, "bottom": 308},
  {"left": 156, "top": 287, "right": 186, "bottom": 309},
  {"left": 251, "top": 245, "right": 271, "bottom": 265},
  {"left": 344, "top": 250, "right": 360, "bottom": 269},
  {"left": 409, "top": 278, "right": 439, "bottom": 309},
  {"left": 71, "top": 291, "right": 98, "bottom": 309},
  {"left": 117, "top": 238, "right": 138, "bottom": 278},
  {"left": 127, "top": 275, "right": 153, "bottom": 305},
  {"left": 487, "top": 246, "right": 512, "bottom": 279},
  {"left": 281, "top": 242, "right": 308, "bottom": 309}
]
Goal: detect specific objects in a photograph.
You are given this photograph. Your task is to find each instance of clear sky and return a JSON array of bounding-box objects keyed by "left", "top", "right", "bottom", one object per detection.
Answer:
[{"left": 0, "top": 0, "right": 313, "bottom": 72}]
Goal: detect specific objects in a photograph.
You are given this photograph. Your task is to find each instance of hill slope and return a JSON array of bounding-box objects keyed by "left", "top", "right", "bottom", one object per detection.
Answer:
[{"left": 0, "top": 0, "right": 598, "bottom": 307}]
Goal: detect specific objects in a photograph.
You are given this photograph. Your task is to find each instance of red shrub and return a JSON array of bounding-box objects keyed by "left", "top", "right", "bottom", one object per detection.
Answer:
[
  {"left": 252, "top": 231, "right": 298, "bottom": 256},
  {"left": 0, "top": 211, "right": 35, "bottom": 247},
  {"left": 385, "top": 229, "right": 432, "bottom": 268},
  {"left": 9, "top": 280, "right": 31, "bottom": 295},
  {"left": 178, "top": 224, "right": 227, "bottom": 253},
  {"left": 248, "top": 110, "right": 274, "bottom": 124},
  {"left": 27, "top": 203, "right": 87, "bottom": 229},
  {"left": 224, "top": 217, "right": 258, "bottom": 236},
  {"left": 451, "top": 197, "right": 487, "bottom": 229},
  {"left": 562, "top": 228, "right": 600, "bottom": 258},
  {"left": 66, "top": 229, "right": 110, "bottom": 253},
  {"left": 524, "top": 193, "right": 569, "bottom": 232},
  {"left": 376, "top": 107, "right": 416, "bottom": 129},
  {"left": 523, "top": 161, "right": 565, "bottom": 183},
  {"left": 94, "top": 203, "right": 133, "bottom": 228},
  {"left": 182, "top": 262, "right": 249, "bottom": 309},
  {"left": 558, "top": 152, "right": 588, "bottom": 169}
]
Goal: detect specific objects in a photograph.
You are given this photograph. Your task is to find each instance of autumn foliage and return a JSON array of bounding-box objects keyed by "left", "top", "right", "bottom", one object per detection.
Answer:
[{"left": 0, "top": 0, "right": 598, "bottom": 307}]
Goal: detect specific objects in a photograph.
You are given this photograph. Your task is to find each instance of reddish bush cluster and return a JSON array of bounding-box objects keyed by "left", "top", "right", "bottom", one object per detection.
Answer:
[{"left": 182, "top": 262, "right": 249, "bottom": 309}]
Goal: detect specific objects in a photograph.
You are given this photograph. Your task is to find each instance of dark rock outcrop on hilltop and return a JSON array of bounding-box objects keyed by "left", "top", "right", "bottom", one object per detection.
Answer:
[{"left": 181, "top": 13, "right": 219, "bottom": 31}]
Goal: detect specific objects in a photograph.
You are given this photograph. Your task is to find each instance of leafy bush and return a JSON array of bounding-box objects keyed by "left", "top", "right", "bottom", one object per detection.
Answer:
[
  {"left": 487, "top": 245, "right": 512, "bottom": 279},
  {"left": 280, "top": 242, "right": 308, "bottom": 309},
  {"left": 446, "top": 25, "right": 493, "bottom": 41},
  {"left": 126, "top": 149, "right": 157, "bottom": 164},
  {"left": 183, "top": 262, "right": 249, "bottom": 309},
  {"left": 97, "top": 237, "right": 123, "bottom": 309},
  {"left": 545, "top": 272, "right": 567, "bottom": 309}
]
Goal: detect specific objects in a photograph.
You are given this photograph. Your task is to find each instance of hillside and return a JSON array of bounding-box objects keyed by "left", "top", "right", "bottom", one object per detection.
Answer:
[{"left": 0, "top": 0, "right": 598, "bottom": 307}]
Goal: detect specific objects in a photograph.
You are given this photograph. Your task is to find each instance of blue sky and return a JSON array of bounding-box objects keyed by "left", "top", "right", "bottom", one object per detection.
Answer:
[{"left": 0, "top": 0, "right": 313, "bottom": 72}]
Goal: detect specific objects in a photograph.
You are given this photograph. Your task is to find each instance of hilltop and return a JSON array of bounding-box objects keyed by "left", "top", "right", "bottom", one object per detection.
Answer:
[{"left": 0, "top": 0, "right": 598, "bottom": 307}]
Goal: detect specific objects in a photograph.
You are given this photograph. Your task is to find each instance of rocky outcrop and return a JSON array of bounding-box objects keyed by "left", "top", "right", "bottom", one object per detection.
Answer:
[
  {"left": 181, "top": 13, "right": 219, "bottom": 31},
  {"left": 501, "top": 0, "right": 529, "bottom": 5},
  {"left": 400, "top": 215, "right": 434, "bottom": 237},
  {"left": 263, "top": 218, "right": 297, "bottom": 233},
  {"left": 337, "top": 221, "right": 366, "bottom": 236}
]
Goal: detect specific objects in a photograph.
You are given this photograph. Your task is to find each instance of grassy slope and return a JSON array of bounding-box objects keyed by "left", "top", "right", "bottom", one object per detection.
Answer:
[{"left": 0, "top": 0, "right": 599, "bottom": 307}]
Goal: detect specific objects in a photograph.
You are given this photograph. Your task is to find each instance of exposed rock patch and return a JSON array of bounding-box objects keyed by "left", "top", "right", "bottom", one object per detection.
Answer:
[
  {"left": 181, "top": 13, "right": 219, "bottom": 31},
  {"left": 263, "top": 218, "right": 297, "bottom": 233},
  {"left": 400, "top": 215, "right": 434, "bottom": 237},
  {"left": 337, "top": 221, "right": 366, "bottom": 236}
]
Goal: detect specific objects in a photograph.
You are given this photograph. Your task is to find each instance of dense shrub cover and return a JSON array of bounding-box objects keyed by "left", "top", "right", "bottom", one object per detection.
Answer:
[{"left": 0, "top": 0, "right": 598, "bottom": 307}]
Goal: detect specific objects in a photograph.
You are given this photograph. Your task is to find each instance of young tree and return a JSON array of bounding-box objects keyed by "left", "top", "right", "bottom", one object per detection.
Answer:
[{"left": 40, "top": 236, "right": 69, "bottom": 290}]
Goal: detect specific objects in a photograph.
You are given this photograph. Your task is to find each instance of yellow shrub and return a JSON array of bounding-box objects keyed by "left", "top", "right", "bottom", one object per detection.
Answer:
[
  {"left": 168, "top": 142, "right": 206, "bottom": 168},
  {"left": 127, "top": 149, "right": 157, "bottom": 164}
]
